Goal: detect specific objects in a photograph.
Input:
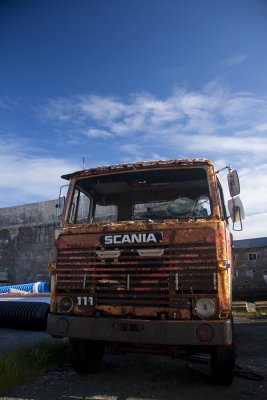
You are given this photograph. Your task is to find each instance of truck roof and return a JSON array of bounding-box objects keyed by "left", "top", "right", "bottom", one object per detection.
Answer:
[{"left": 61, "top": 158, "right": 213, "bottom": 181}]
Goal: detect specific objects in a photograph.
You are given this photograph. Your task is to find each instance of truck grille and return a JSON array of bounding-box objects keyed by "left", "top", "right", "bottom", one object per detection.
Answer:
[{"left": 56, "top": 242, "right": 217, "bottom": 308}]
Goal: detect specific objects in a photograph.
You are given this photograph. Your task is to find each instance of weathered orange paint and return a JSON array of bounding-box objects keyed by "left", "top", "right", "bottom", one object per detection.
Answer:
[{"left": 49, "top": 159, "right": 233, "bottom": 322}]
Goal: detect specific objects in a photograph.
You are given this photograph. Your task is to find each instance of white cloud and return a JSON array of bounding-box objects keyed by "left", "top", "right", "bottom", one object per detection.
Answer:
[
  {"left": 42, "top": 97, "right": 75, "bottom": 122},
  {"left": 221, "top": 54, "right": 248, "bottom": 67},
  {"left": 169, "top": 134, "right": 267, "bottom": 156},
  {"left": 0, "top": 100, "right": 8, "bottom": 110},
  {"left": 42, "top": 85, "right": 267, "bottom": 149},
  {"left": 255, "top": 122, "right": 267, "bottom": 133},
  {"left": 15, "top": 84, "right": 267, "bottom": 238},
  {"left": 79, "top": 95, "right": 128, "bottom": 121},
  {"left": 238, "top": 164, "right": 267, "bottom": 216},
  {"left": 119, "top": 144, "right": 145, "bottom": 158},
  {"left": 232, "top": 213, "right": 267, "bottom": 241},
  {"left": 83, "top": 128, "right": 112, "bottom": 138},
  {"left": 0, "top": 139, "right": 80, "bottom": 207},
  {"left": 0, "top": 99, "right": 17, "bottom": 111}
]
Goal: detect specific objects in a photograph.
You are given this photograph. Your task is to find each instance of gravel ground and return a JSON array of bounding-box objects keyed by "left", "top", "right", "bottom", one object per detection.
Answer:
[{"left": 1, "top": 318, "right": 267, "bottom": 400}]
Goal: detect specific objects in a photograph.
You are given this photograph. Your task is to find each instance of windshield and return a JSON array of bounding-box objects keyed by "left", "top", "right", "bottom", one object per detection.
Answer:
[
  {"left": 133, "top": 195, "right": 211, "bottom": 220},
  {"left": 67, "top": 167, "right": 212, "bottom": 224}
]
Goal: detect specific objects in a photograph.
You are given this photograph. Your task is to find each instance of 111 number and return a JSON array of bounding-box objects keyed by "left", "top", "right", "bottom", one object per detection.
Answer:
[{"left": 77, "top": 296, "right": 94, "bottom": 306}]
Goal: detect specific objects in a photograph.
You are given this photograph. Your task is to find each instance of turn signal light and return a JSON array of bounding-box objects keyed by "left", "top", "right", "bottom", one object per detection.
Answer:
[{"left": 217, "top": 260, "right": 230, "bottom": 270}]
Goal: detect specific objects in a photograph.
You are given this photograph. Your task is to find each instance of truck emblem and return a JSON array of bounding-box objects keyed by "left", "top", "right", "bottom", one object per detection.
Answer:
[{"left": 100, "top": 232, "right": 163, "bottom": 246}]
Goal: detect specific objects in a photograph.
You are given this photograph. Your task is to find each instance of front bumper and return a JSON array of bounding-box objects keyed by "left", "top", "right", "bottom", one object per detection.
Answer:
[{"left": 47, "top": 314, "right": 232, "bottom": 346}]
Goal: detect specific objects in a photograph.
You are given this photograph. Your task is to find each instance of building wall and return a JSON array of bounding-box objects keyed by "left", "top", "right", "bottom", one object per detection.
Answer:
[
  {"left": 0, "top": 200, "right": 59, "bottom": 285},
  {"left": 0, "top": 200, "right": 58, "bottom": 228},
  {"left": 233, "top": 241, "right": 267, "bottom": 299}
]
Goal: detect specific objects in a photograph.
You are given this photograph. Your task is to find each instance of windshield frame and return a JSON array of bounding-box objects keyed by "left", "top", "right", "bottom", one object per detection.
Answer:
[{"left": 64, "top": 166, "right": 214, "bottom": 224}]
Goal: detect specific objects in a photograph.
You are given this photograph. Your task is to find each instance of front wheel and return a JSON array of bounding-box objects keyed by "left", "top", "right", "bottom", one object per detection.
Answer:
[
  {"left": 210, "top": 344, "right": 235, "bottom": 385},
  {"left": 70, "top": 338, "right": 105, "bottom": 373}
]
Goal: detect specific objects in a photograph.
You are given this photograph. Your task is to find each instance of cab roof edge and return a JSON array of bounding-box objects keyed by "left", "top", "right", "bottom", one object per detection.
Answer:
[{"left": 61, "top": 158, "right": 213, "bottom": 180}]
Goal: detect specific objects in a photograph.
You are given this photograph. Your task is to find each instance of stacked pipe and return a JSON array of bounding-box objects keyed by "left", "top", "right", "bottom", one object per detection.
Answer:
[
  {"left": 0, "top": 282, "right": 50, "bottom": 330},
  {"left": 0, "top": 301, "right": 49, "bottom": 330}
]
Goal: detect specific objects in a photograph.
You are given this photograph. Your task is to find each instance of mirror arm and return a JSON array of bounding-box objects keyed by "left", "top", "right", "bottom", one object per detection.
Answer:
[{"left": 215, "top": 165, "right": 232, "bottom": 174}]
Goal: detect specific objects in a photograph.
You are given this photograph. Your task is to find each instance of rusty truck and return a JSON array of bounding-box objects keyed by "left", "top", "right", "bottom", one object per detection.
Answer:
[{"left": 47, "top": 158, "right": 244, "bottom": 385}]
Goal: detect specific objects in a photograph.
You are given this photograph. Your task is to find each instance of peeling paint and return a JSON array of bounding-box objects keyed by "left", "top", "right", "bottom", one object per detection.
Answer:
[{"left": 50, "top": 159, "right": 233, "bottom": 325}]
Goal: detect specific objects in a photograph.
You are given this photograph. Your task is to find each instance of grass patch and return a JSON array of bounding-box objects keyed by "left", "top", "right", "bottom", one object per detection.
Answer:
[
  {"left": 0, "top": 340, "right": 68, "bottom": 394},
  {"left": 232, "top": 310, "right": 267, "bottom": 318}
]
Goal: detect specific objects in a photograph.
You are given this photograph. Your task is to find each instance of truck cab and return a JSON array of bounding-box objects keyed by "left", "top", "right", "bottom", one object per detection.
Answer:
[{"left": 47, "top": 158, "right": 244, "bottom": 385}]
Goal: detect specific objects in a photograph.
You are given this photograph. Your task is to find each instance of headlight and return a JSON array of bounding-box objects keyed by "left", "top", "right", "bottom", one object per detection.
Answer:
[
  {"left": 195, "top": 298, "right": 215, "bottom": 318},
  {"left": 58, "top": 296, "right": 74, "bottom": 313}
]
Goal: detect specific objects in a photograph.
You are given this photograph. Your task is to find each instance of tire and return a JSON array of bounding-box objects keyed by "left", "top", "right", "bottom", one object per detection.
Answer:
[
  {"left": 210, "top": 320, "right": 235, "bottom": 386},
  {"left": 70, "top": 338, "right": 105, "bottom": 373},
  {"left": 210, "top": 316, "right": 235, "bottom": 386},
  {"left": 210, "top": 345, "right": 235, "bottom": 385}
]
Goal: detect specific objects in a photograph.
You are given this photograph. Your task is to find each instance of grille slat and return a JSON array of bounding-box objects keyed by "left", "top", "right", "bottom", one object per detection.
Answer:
[{"left": 56, "top": 242, "right": 217, "bottom": 308}]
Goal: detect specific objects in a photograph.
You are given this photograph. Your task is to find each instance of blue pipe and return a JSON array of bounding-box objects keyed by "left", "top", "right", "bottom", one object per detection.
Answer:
[{"left": 0, "top": 281, "right": 50, "bottom": 294}]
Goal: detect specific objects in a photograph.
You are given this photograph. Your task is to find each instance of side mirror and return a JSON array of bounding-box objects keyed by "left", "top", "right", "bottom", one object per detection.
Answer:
[
  {"left": 55, "top": 184, "right": 69, "bottom": 218},
  {"left": 55, "top": 196, "right": 65, "bottom": 218},
  {"left": 227, "top": 170, "right": 240, "bottom": 197},
  {"left": 228, "top": 196, "right": 245, "bottom": 231}
]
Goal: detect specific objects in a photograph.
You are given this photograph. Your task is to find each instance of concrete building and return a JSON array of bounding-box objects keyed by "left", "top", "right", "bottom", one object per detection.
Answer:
[
  {"left": 0, "top": 200, "right": 59, "bottom": 285},
  {"left": 233, "top": 237, "right": 267, "bottom": 299}
]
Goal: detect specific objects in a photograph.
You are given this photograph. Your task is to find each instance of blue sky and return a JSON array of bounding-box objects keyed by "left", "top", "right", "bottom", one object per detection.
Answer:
[{"left": 0, "top": 0, "right": 267, "bottom": 239}]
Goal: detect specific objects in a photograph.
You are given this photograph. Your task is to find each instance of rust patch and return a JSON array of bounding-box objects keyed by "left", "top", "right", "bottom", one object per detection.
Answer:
[{"left": 50, "top": 158, "right": 233, "bottom": 323}]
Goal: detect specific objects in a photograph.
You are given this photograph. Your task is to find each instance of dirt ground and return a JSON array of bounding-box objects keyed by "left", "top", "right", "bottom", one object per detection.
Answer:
[{"left": 1, "top": 318, "right": 267, "bottom": 400}]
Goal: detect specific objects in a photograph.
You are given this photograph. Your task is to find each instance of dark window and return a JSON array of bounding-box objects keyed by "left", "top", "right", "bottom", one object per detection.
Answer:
[{"left": 248, "top": 253, "right": 257, "bottom": 261}]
